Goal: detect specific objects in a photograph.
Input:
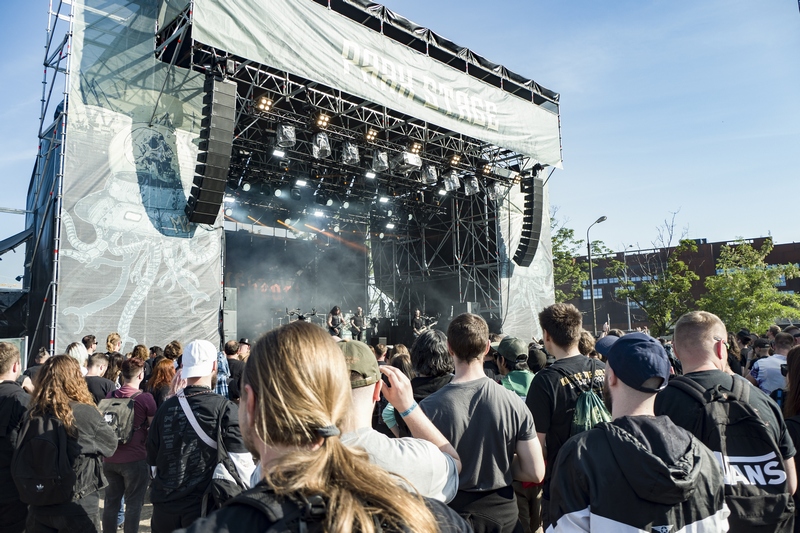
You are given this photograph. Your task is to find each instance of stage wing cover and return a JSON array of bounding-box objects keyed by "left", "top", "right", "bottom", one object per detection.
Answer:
[
  {"left": 57, "top": 0, "right": 221, "bottom": 351},
  {"left": 189, "top": 0, "right": 562, "bottom": 167}
]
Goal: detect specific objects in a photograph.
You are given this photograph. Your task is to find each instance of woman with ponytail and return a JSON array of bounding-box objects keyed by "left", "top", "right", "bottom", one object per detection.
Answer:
[{"left": 178, "top": 321, "right": 469, "bottom": 533}]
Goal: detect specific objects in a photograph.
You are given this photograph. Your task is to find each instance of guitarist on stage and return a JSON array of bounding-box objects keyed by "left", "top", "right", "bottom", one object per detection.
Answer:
[
  {"left": 350, "top": 307, "right": 366, "bottom": 341},
  {"left": 412, "top": 308, "right": 425, "bottom": 337},
  {"left": 327, "top": 306, "right": 344, "bottom": 336}
]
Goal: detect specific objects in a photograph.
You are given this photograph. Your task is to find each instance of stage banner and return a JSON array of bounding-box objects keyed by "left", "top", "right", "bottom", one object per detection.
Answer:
[
  {"left": 57, "top": 0, "right": 222, "bottom": 352},
  {"left": 498, "top": 179, "right": 554, "bottom": 341},
  {"left": 191, "top": 0, "right": 562, "bottom": 167}
]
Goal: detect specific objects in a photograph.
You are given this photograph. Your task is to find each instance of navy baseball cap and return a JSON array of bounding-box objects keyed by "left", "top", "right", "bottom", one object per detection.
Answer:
[
  {"left": 605, "top": 332, "right": 670, "bottom": 393},
  {"left": 595, "top": 335, "right": 619, "bottom": 357}
]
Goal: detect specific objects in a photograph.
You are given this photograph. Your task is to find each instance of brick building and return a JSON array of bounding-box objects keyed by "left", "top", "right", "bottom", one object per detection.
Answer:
[{"left": 562, "top": 238, "right": 800, "bottom": 334}]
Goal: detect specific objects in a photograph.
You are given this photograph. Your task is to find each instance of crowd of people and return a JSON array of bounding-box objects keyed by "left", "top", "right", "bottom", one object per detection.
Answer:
[{"left": 1, "top": 304, "right": 800, "bottom": 533}]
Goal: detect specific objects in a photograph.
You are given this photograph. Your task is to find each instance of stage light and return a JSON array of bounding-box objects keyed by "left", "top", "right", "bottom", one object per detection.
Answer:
[
  {"left": 391, "top": 152, "right": 422, "bottom": 173},
  {"left": 482, "top": 164, "right": 492, "bottom": 176},
  {"left": 443, "top": 170, "right": 460, "bottom": 192},
  {"left": 242, "top": 182, "right": 252, "bottom": 192},
  {"left": 342, "top": 201, "right": 350, "bottom": 209},
  {"left": 341, "top": 142, "right": 360, "bottom": 165},
  {"left": 290, "top": 187, "right": 302, "bottom": 201},
  {"left": 314, "top": 210, "right": 324, "bottom": 217},
  {"left": 379, "top": 196, "right": 389, "bottom": 203},
  {"left": 410, "top": 142, "right": 422, "bottom": 155},
  {"left": 315, "top": 112, "right": 330, "bottom": 128},
  {"left": 224, "top": 207, "right": 233, "bottom": 216},
  {"left": 365, "top": 128, "right": 379, "bottom": 142},
  {"left": 284, "top": 217, "right": 293, "bottom": 226},
  {"left": 312, "top": 132, "right": 331, "bottom": 159},
  {"left": 379, "top": 232, "right": 385, "bottom": 240},
  {"left": 224, "top": 195, "right": 235, "bottom": 203},
  {"left": 326, "top": 198, "right": 334, "bottom": 207},
  {"left": 422, "top": 165, "right": 438, "bottom": 185},
  {"left": 408, "top": 213, "right": 414, "bottom": 221},
  {"left": 386, "top": 209, "right": 393, "bottom": 217},
  {"left": 450, "top": 154, "right": 461, "bottom": 166},
  {"left": 334, "top": 224, "right": 340, "bottom": 233},
  {"left": 386, "top": 222, "right": 395, "bottom": 229},
  {"left": 276, "top": 124, "right": 296, "bottom": 148},
  {"left": 365, "top": 171, "right": 376, "bottom": 179},
  {"left": 438, "top": 189, "right": 447, "bottom": 196},
  {"left": 464, "top": 175, "right": 480, "bottom": 196},
  {"left": 295, "top": 179, "right": 307, "bottom": 187},
  {"left": 257, "top": 96, "right": 272, "bottom": 112},
  {"left": 273, "top": 149, "right": 286, "bottom": 158},
  {"left": 274, "top": 188, "right": 284, "bottom": 197},
  {"left": 372, "top": 150, "right": 389, "bottom": 172}
]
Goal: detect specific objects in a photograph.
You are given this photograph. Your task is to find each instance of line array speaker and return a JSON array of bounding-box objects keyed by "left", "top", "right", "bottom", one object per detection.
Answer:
[
  {"left": 185, "top": 76, "right": 237, "bottom": 224},
  {"left": 512, "top": 174, "right": 545, "bottom": 267}
]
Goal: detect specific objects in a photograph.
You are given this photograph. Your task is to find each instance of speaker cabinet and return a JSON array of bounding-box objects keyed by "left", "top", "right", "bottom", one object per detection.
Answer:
[{"left": 512, "top": 174, "right": 545, "bottom": 267}]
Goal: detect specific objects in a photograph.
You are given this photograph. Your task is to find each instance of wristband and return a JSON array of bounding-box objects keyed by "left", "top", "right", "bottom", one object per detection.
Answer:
[{"left": 399, "top": 401, "right": 419, "bottom": 418}]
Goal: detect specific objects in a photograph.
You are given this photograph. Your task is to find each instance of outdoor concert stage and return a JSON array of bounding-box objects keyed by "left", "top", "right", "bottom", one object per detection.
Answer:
[{"left": 22, "top": 0, "right": 562, "bottom": 355}]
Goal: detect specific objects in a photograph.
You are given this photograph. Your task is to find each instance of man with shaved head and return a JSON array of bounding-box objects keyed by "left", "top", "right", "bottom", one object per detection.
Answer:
[{"left": 655, "top": 311, "right": 796, "bottom": 532}]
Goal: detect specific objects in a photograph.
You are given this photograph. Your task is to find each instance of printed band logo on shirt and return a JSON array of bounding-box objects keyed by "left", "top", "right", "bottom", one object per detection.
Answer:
[
  {"left": 652, "top": 526, "right": 673, "bottom": 533},
  {"left": 714, "top": 451, "right": 787, "bottom": 486}
]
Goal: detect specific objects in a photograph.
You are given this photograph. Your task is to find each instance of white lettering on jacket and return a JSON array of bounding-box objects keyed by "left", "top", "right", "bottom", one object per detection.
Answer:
[{"left": 714, "top": 451, "right": 787, "bottom": 486}]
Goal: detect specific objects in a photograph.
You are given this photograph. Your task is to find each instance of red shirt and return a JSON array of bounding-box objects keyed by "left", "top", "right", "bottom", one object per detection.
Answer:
[{"left": 104, "top": 384, "right": 157, "bottom": 463}]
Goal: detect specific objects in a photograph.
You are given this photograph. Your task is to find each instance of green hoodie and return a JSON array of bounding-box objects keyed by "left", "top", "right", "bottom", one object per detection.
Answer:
[{"left": 501, "top": 369, "right": 534, "bottom": 399}]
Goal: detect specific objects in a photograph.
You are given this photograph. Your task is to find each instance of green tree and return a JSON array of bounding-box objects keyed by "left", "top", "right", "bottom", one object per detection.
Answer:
[
  {"left": 610, "top": 239, "right": 699, "bottom": 337},
  {"left": 551, "top": 221, "right": 588, "bottom": 303},
  {"left": 698, "top": 238, "right": 800, "bottom": 333}
]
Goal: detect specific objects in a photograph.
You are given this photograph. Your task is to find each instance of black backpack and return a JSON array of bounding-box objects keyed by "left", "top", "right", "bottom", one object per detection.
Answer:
[
  {"left": 668, "top": 375, "right": 795, "bottom": 530},
  {"left": 97, "top": 391, "right": 142, "bottom": 444},
  {"left": 11, "top": 414, "right": 76, "bottom": 505}
]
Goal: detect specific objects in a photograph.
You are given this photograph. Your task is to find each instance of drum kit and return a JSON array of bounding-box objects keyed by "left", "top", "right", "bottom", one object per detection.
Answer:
[{"left": 271, "top": 307, "right": 374, "bottom": 340}]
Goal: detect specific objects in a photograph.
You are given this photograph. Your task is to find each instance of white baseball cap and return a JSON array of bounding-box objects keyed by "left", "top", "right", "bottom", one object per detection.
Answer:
[{"left": 182, "top": 339, "right": 217, "bottom": 379}]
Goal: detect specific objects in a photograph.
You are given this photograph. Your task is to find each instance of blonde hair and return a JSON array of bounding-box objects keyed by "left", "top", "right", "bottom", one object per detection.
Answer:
[
  {"left": 106, "top": 332, "right": 121, "bottom": 353},
  {"left": 244, "top": 321, "right": 438, "bottom": 533},
  {"left": 674, "top": 311, "right": 726, "bottom": 359}
]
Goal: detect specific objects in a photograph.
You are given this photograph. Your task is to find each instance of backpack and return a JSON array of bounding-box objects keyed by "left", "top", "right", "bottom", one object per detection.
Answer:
[
  {"left": 11, "top": 414, "right": 76, "bottom": 505},
  {"left": 98, "top": 391, "right": 142, "bottom": 444},
  {"left": 668, "top": 375, "right": 795, "bottom": 529},
  {"left": 566, "top": 359, "right": 611, "bottom": 437},
  {"left": 225, "top": 487, "right": 329, "bottom": 532}
]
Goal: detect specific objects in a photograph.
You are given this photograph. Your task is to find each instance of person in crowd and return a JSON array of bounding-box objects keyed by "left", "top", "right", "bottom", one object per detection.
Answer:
[
  {"left": 82, "top": 335, "right": 98, "bottom": 356},
  {"left": 577, "top": 330, "right": 596, "bottom": 357},
  {"left": 224, "top": 340, "right": 243, "bottom": 402},
  {"left": 104, "top": 352, "right": 124, "bottom": 386},
  {"left": 22, "top": 355, "right": 118, "bottom": 532},
  {"left": 548, "top": 333, "right": 729, "bottom": 531},
  {"left": 748, "top": 337, "right": 772, "bottom": 371},
  {"left": 375, "top": 343, "right": 388, "bottom": 364},
  {"left": 421, "top": 313, "right": 545, "bottom": 532},
  {"left": 130, "top": 345, "right": 148, "bottom": 362},
  {"left": 149, "top": 346, "right": 163, "bottom": 361},
  {"left": 338, "top": 339, "right": 461, "bottom": 502},
  {"left": 0, "top": 342, "right": 30, "bottom": 533},
  {"left": 594, "top": 334, "right": 618, "bottom": 360},
  {"left": 106, "top": 333, "right": 122, "bottom": 355},
  {"left": 781, "top": 346, "right": 800, "bottom": 531},
  {"left": 146, "top": 358, "right": 175, "bottom": 408},
  {"left": 526, "top": 303, "right": 606, "bottom": 525},
  {"left": 22, "top": 347, "right": 50, "bottom": 392},
  {"left": 176, "top": 321, "right": 470, "bottom": 533},
  {"left": 214, "top": 347, "right": 230, "bottom": 400},
  {"left": 494, "top": 336, "right": 540, "bottom": 533},
  {"left": 769, "top": 325, "right": 784, "bottom": 342},
  {"left": 727, "top": 331, "right": 744, "bottom": 375},
  {"left": 389, "top": 343, "right": 410, "bottom": 361},
  {"left": 749, "top": 332, "right": 794, "bottom": 394},
  {"left": 784, "top": 326, "right": 800, "bottom": 347},
  {"left": 84, "top": 353, "right": 115, "bottom": 404},
  {"left": 147, "top": 339, "right": 254, "bottom": 532},
  {"left": 102, "top": 358, "right": 157, "bottom": 533},
  {"left": 65, "top": 342, "right": 89, "bottom": 375},
  {"left": 736, "top": 328, "right": 753, "bottom": 361},
  {"left": 655, "top": 311, "right": 796, "bottom": 532},
  {"left": 163, "top": 340, "right": 182, "bottom": 363},
  {"left": 528, "top": 342, "right": 549, "bottom": 373},
  {"left": 237, "top": 338, "right": 250, "bottom": 361}
]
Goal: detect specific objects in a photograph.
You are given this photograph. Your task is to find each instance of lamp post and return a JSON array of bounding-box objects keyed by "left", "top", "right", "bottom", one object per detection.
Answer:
[
  {"left": 587, "top": 216, "right": 607, "bottom": 336},
  {"left": 623, "top": 244, "right": 633, "bottom": 331}
]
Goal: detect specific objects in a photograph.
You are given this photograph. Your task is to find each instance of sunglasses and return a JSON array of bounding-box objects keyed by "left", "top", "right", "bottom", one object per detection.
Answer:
[{"left": 713, "top": 336, "right": 730, "bottom": 351}]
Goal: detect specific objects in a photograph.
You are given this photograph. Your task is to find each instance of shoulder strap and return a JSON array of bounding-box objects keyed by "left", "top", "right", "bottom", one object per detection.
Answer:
[
  {"left": 729, "top": 374, "right": 751, "bottom": 403},
  {"left": 667, "top": 375, "right": 709, "bottom": 404},
  {"left": 178, "top": 394, "right": 217, "bottom": 449},
  {"left": 227, "top": 489, "right": 328, "bottom": 531}
]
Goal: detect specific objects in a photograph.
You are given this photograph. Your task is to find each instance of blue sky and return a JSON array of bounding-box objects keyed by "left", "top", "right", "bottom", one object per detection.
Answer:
[{"left": 1, "top": 1, "right": 799, "bottom": 287}]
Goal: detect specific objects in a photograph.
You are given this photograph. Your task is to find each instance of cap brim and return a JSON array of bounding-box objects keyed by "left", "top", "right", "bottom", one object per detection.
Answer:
[{"left": 183, "top": 362, "right": 214, "bottom": 379}]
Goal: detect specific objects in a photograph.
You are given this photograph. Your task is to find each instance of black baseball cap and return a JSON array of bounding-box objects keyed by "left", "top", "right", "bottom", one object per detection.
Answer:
[{"left": 605, "top": 332, "right": 670, "bottom": 393}]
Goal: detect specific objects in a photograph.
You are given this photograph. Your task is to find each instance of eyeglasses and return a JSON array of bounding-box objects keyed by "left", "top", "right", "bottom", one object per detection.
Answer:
[{"left": 713, "top": 336, "right": 730, "bottom": 351}]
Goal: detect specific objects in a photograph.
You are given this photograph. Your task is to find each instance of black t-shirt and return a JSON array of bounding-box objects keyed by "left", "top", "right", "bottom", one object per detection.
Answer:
[
  {"left": 352, "top": 315, "right": 365, "bottom": 329},
  {"left": 654, "top": 370, "right": 795, "bottom": 461},
  {"left": 23, "top": 364, "right": 42, "bottom": 383},
  {"left": 175, "top": 483, "right": 472, "bottom": 533},
  {"left": 0, "top": 381, "right": 30, "bottom": 504},
  {"left": 412, "top": 317, "right": 424, "bottom": 331},
  {"left": 227, "top": 358, "right": 244, "bottom": 386},
  {"left": 525, "top": 355, "right": 606, "bottom": 496},
  {"left": 85, "top": 375, "right": 117, "bottom": 405}
]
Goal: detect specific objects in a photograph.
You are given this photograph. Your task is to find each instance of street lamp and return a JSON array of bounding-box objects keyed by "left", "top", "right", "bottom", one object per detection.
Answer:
[
  {"left": 587, "top": 216, "right": 607, "bottom": 336},
  {"left": 623, "top": 244, "right": 634, "bottom": 331}
]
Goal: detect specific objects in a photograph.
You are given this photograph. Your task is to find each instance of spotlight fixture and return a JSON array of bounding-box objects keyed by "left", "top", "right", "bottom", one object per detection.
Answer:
[
  {"left": 290, "top": 187, "right": 302, "bottom": 201},
  {"left": 372, "top": 150, "right": 389, "bottom": 172},
  {"left": 450, "top": 154, "right": 461, "bottom": 166},
  {"left": 438, "top": 189, "right": 447, "bottom": 196},
  {"left": 314, "top": 210, "right": 324, "bottom": 217},
  {"left": 379, "top": 196, "right": 389, "bottom": 203},
  {"left": 365, "top": 171, "right": 376, "bottom": 179},
  {"left": 326, "top": 198, "right": 334, "bottom": 207},
  {"left": 464, "top": 175, "right": 480, "bottom": 196},
  {"left": 241, "top": 181, "right": 252, "bottom": 192},
  {"left": 295, "top": 179, "right": 307, "bottom": 187},
  {"left": 342, "top": 201, "right": 350, "bottom": 209},
  {"left": 365, "top": 128, "right": 379, "bottom": 143},
  {"left": 315, "top": 112, "right": 331, "bottom": 129},
  {"left": 386, "top": 222, "right": 396, "bottom": 229},
  {"left": 256, "top": 96, "right": 272, "bottom": 112},
  {"left": 224, "top": 207, "right": 233, "bottom": 216},
  {"left": 422, "top": 165, "right": 438, "bottom": 185},
  {"left": 312, "top": 132, "right": 331, "bottom": 159},
  {"left": 273, "top": 149, "right": 286, "bottom": 158},
  {"left": 481, "top": 164, "right": 492, "bottom": 176},
  {"left": 274, "top": 188, "right": 284, "bottom": 197},
  {"left": 341, "top": 141, "right": 360, "bottom": 165},
  {"left": 379, "top": 232, "right": 385, "bottom": 240},
  {"left": 391, "top": 152, "right": 422, "bottom": 173},
  {"left": 276, "top": 124, "right": 296, "bottom": 148},
  {"left": 223, "top": 195, "right": 235, "bottom": 203},
  {"left": 410, "top": 142, "right": 422, "bottom": 155},
  {"left": 333, "top": 224, "right": 341, "bottom": 233},
  {"left": 408, "top": 213, "right": 414, "bottom": 221},
  {"left": 443, "top": 170, "right": 460, "bottom": 192}
]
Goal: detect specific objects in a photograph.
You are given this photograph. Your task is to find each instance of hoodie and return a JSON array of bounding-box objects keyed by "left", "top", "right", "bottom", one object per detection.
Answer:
[{"left": 547, "top": 415, "right": 729, "bottom": 532}]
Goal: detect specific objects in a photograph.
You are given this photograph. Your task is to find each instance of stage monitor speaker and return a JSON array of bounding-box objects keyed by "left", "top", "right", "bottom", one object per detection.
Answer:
[
  {"left": 512, "top": 174, "right": 545, "bottom": 267},
  {"left": 186, "top": 76, "right": 237, "bottom": 224}
]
